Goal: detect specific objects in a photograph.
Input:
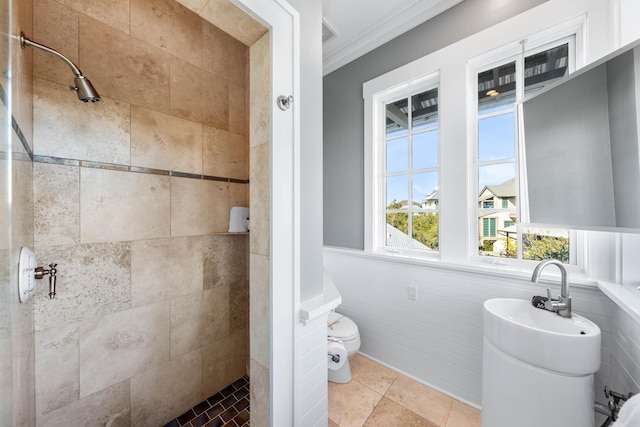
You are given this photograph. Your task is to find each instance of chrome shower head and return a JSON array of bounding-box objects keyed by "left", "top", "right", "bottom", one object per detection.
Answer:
[
  {"left": 20, "top": 32, "right": 101, "bottom": 103},
  {"left": 73, "top": 76, "right": 101, "bottom": 103}
]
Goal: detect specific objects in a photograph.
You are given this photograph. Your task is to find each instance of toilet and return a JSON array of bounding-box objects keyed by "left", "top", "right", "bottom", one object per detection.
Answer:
[{"left": 327, "top": 311, "right": 361, "bottom": 383}]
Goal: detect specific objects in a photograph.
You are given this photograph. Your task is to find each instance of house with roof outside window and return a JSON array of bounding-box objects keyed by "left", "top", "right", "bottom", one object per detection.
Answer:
[
  {"left": 478, "top": 178, "right": 517, "bottom": 254},
  {"left": 421, "top": 187, "right": 439, "bottom": 212}
]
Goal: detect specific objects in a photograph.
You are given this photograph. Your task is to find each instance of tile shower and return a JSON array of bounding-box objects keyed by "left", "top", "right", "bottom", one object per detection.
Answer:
[{"left": 1, "top": 0, "right": 271, "bottom": 424}]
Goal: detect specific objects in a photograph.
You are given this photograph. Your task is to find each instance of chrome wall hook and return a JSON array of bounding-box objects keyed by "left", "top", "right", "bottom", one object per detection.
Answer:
[{"left": 277, "top": 95, "right": 293, "bottom": 110}]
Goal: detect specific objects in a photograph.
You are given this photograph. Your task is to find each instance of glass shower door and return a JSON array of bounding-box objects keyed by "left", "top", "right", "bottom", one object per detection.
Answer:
[{"left": 0, "top": 0, "right": 14, "bottom": 420}]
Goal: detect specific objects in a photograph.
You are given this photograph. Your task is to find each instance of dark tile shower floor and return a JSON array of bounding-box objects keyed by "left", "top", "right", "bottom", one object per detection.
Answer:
[{"left": 163, "top": 376, "right": 250, "bottom": 427}]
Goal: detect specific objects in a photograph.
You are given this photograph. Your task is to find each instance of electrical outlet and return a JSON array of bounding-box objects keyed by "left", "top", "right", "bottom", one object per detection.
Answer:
[{"left": 408, "top": 285, "right": 417, "bottom": 301}]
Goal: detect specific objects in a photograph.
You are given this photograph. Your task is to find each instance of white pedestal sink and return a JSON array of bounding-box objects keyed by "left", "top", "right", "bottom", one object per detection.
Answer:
[{"left": 481, "top": 298, "right": 601, "bottom": 427}]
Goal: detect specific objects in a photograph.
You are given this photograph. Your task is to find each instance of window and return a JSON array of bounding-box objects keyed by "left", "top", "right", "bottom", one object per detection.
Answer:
[
  {"left": 474, "top": 38, "right": 577, "bottom": 263},
  {"left": 384, "top": 86, "right": 440, "bottom": 252},
  {"left": 364, "top": 71, "right": 440, "bottom": 255},
  {"left": 364, "top": 16, "right": 586, "bottom": 269},
  {"left": 483, "top": 218, "right": 496, "bottom": 237}
]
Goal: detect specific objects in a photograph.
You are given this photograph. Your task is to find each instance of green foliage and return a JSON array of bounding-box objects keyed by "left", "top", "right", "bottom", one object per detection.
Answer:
[
  {"left": 412, "top": 213, "right": 439, "bottom": 250},
  {"left": 523, "top": 233, "right": 570, "bottom": 263},
  {"left": 386, "top": 200, "right": 438, "bottom": 250},
  {"left": 386, "top": 212, "right": 408, "bottom": 234},
  {"left": 481, "top": 240, "right": 496, "bottom": 252},
  {"left": 387, "top": 200, "right": 405, "bottom": 210}
]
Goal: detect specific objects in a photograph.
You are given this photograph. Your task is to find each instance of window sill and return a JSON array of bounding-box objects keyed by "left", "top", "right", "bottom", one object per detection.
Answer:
[{"left": 324, "top": 246, "right": 597, "bottom": 289}]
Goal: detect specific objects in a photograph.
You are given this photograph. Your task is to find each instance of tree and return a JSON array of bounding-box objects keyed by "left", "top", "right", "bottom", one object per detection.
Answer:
[
  {"left": 412, "top": 213, "right": 439, "bottom": 250},
  {"left": 522, "top": 233, "right": 569, "bottom": 263},
  {"left": 386, "top": 200, "right": 439, "bottom": 249},
  {"left": 386, "top": 200, "right": 408, "bottom": 234}
]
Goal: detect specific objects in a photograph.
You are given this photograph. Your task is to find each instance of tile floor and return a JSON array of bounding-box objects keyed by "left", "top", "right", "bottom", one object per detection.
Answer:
[
  {"left": 329, "top": 354, "right": 481, "bottom": 427},
  {"left": 163, "top": 376, "right": 250, "bottom": 427},
  {"left": 165, "top": 355, "right": 481, "bottom": 427}
]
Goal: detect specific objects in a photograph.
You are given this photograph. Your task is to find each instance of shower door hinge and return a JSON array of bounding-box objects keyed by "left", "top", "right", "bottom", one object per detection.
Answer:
[{"left": 277, "top": 95, "right": 293, "bottom": 111}]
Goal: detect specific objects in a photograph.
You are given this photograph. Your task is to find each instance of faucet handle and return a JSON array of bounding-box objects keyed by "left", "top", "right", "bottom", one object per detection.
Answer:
[{"left": 546, "top": 287, "right": 554, "bottom": 300}]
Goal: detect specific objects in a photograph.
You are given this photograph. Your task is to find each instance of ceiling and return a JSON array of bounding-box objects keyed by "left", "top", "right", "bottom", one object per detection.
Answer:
[{"left": 322, "top": 0, "right": 464, "bottom": 75}]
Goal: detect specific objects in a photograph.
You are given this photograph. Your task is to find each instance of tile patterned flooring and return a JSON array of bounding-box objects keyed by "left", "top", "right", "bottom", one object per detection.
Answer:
[
  {"left": 165, "top": 355, "right": 481, "bottom": 427},
  {"left": 163, "top": 376, "right": 250, "bottom": 427},
  {"left": 329, "top": 354, "right": 481, "bottom": 427}
]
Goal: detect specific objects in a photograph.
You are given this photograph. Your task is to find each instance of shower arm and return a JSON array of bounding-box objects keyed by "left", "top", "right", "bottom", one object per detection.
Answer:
[{"left": 19, "top": 32, "right": 83, "bottom": 77}]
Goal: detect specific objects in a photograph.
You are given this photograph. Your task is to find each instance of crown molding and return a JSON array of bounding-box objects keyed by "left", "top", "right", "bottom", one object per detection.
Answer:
[{"left": 323, "top": 0, "right": 463, "bottom": 75}]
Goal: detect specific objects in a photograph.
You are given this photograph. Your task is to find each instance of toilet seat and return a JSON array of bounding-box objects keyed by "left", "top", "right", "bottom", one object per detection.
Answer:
[{"left": 328, "top": 311, "right": 359, "bottom": 342}]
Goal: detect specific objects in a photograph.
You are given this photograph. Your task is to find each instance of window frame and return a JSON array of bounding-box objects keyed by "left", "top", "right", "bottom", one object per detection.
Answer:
[
  {"left": 365, "top": 71, "right": 441, "bottom": 257},
  {"left": 468, "top": 22, "right": 588, "bottom": 271},
  {"left": 363, "top": 15, "right": 590, "bottom": 277}
]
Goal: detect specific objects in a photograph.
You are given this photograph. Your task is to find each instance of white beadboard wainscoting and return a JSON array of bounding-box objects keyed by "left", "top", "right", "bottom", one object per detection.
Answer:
[
  {"left": 323, "top": 247, "right": 621, "bottom": 409},
  {"left": 611, "top": 306, "right": 640, "bottom": 395},
  {"left": 295, "top": 313, "right": 330, "bottom": 427}
]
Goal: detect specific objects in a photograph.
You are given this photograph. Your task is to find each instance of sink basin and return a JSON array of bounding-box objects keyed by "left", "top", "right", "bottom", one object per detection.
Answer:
[{"left": 483, "top": 298, "right": 601, "bottom": 375}]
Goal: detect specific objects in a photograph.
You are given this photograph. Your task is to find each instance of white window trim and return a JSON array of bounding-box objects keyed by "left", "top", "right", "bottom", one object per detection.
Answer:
[
  {"left": 364, "top": 70, "right": 440, "bottom": 254},
  {"left": 467, "top": 15, "right": 588, "bottom": 274},
  {"left": 363, "top": 8, "right": 606, "bottom": 282}
]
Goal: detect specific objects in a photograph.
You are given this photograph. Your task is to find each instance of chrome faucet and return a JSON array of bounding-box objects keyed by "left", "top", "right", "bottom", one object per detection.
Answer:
[{"left": 531, "top": 259, "right": 572, "bottom": 318}]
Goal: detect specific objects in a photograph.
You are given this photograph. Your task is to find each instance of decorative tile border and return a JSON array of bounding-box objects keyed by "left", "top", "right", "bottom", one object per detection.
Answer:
[
  {"left": 34, "top": 155, "right": 250, "bottom": 184},
  {"left": 1, "top": 81, "right": 248, "bottom": 185},
  {"left": 12, "top": 115, "right": 33, "bottom": 159},
  {"left": 33, "top": 155, "right": 80, "bottom": 166}
]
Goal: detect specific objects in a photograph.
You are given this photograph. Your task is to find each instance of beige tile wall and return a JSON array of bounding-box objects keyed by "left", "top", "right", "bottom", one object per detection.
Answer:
[
  {"left": 31, "top": 0, "right": 260, "bottom": 424},
  {"left": 249, "top": 31, "right": 271, "bottom": 427}
]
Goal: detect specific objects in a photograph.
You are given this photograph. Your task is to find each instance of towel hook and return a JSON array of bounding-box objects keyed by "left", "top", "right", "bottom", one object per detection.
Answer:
[{"left": 277, "top": 95, "right": 293, "bottom": 111}]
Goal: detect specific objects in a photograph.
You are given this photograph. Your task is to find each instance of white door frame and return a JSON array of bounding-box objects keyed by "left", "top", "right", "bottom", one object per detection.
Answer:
[{"left": 232, "top": 0, "right": 300, "bottom": 425}]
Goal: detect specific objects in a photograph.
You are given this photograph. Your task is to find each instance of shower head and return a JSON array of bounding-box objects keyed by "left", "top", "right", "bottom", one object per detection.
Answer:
[
  {"left": 73, "top": 76, "right": 101, "bottom": 103},
  {"left": 20, "top": 32, "right": 101, "bottom": 103}
]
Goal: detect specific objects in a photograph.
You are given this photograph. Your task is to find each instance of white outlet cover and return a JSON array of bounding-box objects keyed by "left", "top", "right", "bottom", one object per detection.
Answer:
[
  {"left": 408, "top": 285, "right": 417, "bottom": 300},
  {"left": 18, "top": 247, "right": 37, "bottom": 303}
]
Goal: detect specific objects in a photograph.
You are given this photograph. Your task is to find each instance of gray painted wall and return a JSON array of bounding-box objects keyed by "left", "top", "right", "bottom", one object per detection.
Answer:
[{"left": 323, "top": 0, "right": 548, "bottom": 249}]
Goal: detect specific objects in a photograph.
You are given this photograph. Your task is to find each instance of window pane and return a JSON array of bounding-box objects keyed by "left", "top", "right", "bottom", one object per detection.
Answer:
[
  {"left": 386, "top": 137, "right": 408, "bottom": 173},
  {"left": 412, "top": 130, "right": 438, "bottom": 170},
  {"left": 412, "top": 172, "right": 438, "bottom": 207},
  {"left": 386, "top": 212, "right": 409, "bottom": 246},
  {"left": 412, "top": 213, "right": 438, "bottom": 250},
  {"left": 478, "top": 163, "right": 515, "bottom": 192},
  {"left": 524, "top": 44, "right": 569, "bottom": 97},
  {"left": 412, "top": 88, "right": 438, "bottom": 130},
  {"left": 478, "top": 113, "right": 515, "bottom": 161},
  {"left": 382, "top": 85, "right": 439, "bottom": 254},
  {"left": 522, "top": 227, "right": 570, "bottom": 263},
  {"left": 386, "top": 98, "right": 408, "bottom": 136},
  {"left": 386, "top": 175, "right": 408, "bottom": 209},
  {"left": 478, "top": 61, "right": 516, "bottom": 114}
]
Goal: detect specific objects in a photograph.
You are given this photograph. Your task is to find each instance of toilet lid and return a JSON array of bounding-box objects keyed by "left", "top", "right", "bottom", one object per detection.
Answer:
[{"left": 327, "top": 311, "right": 358, "bottom": 340}]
